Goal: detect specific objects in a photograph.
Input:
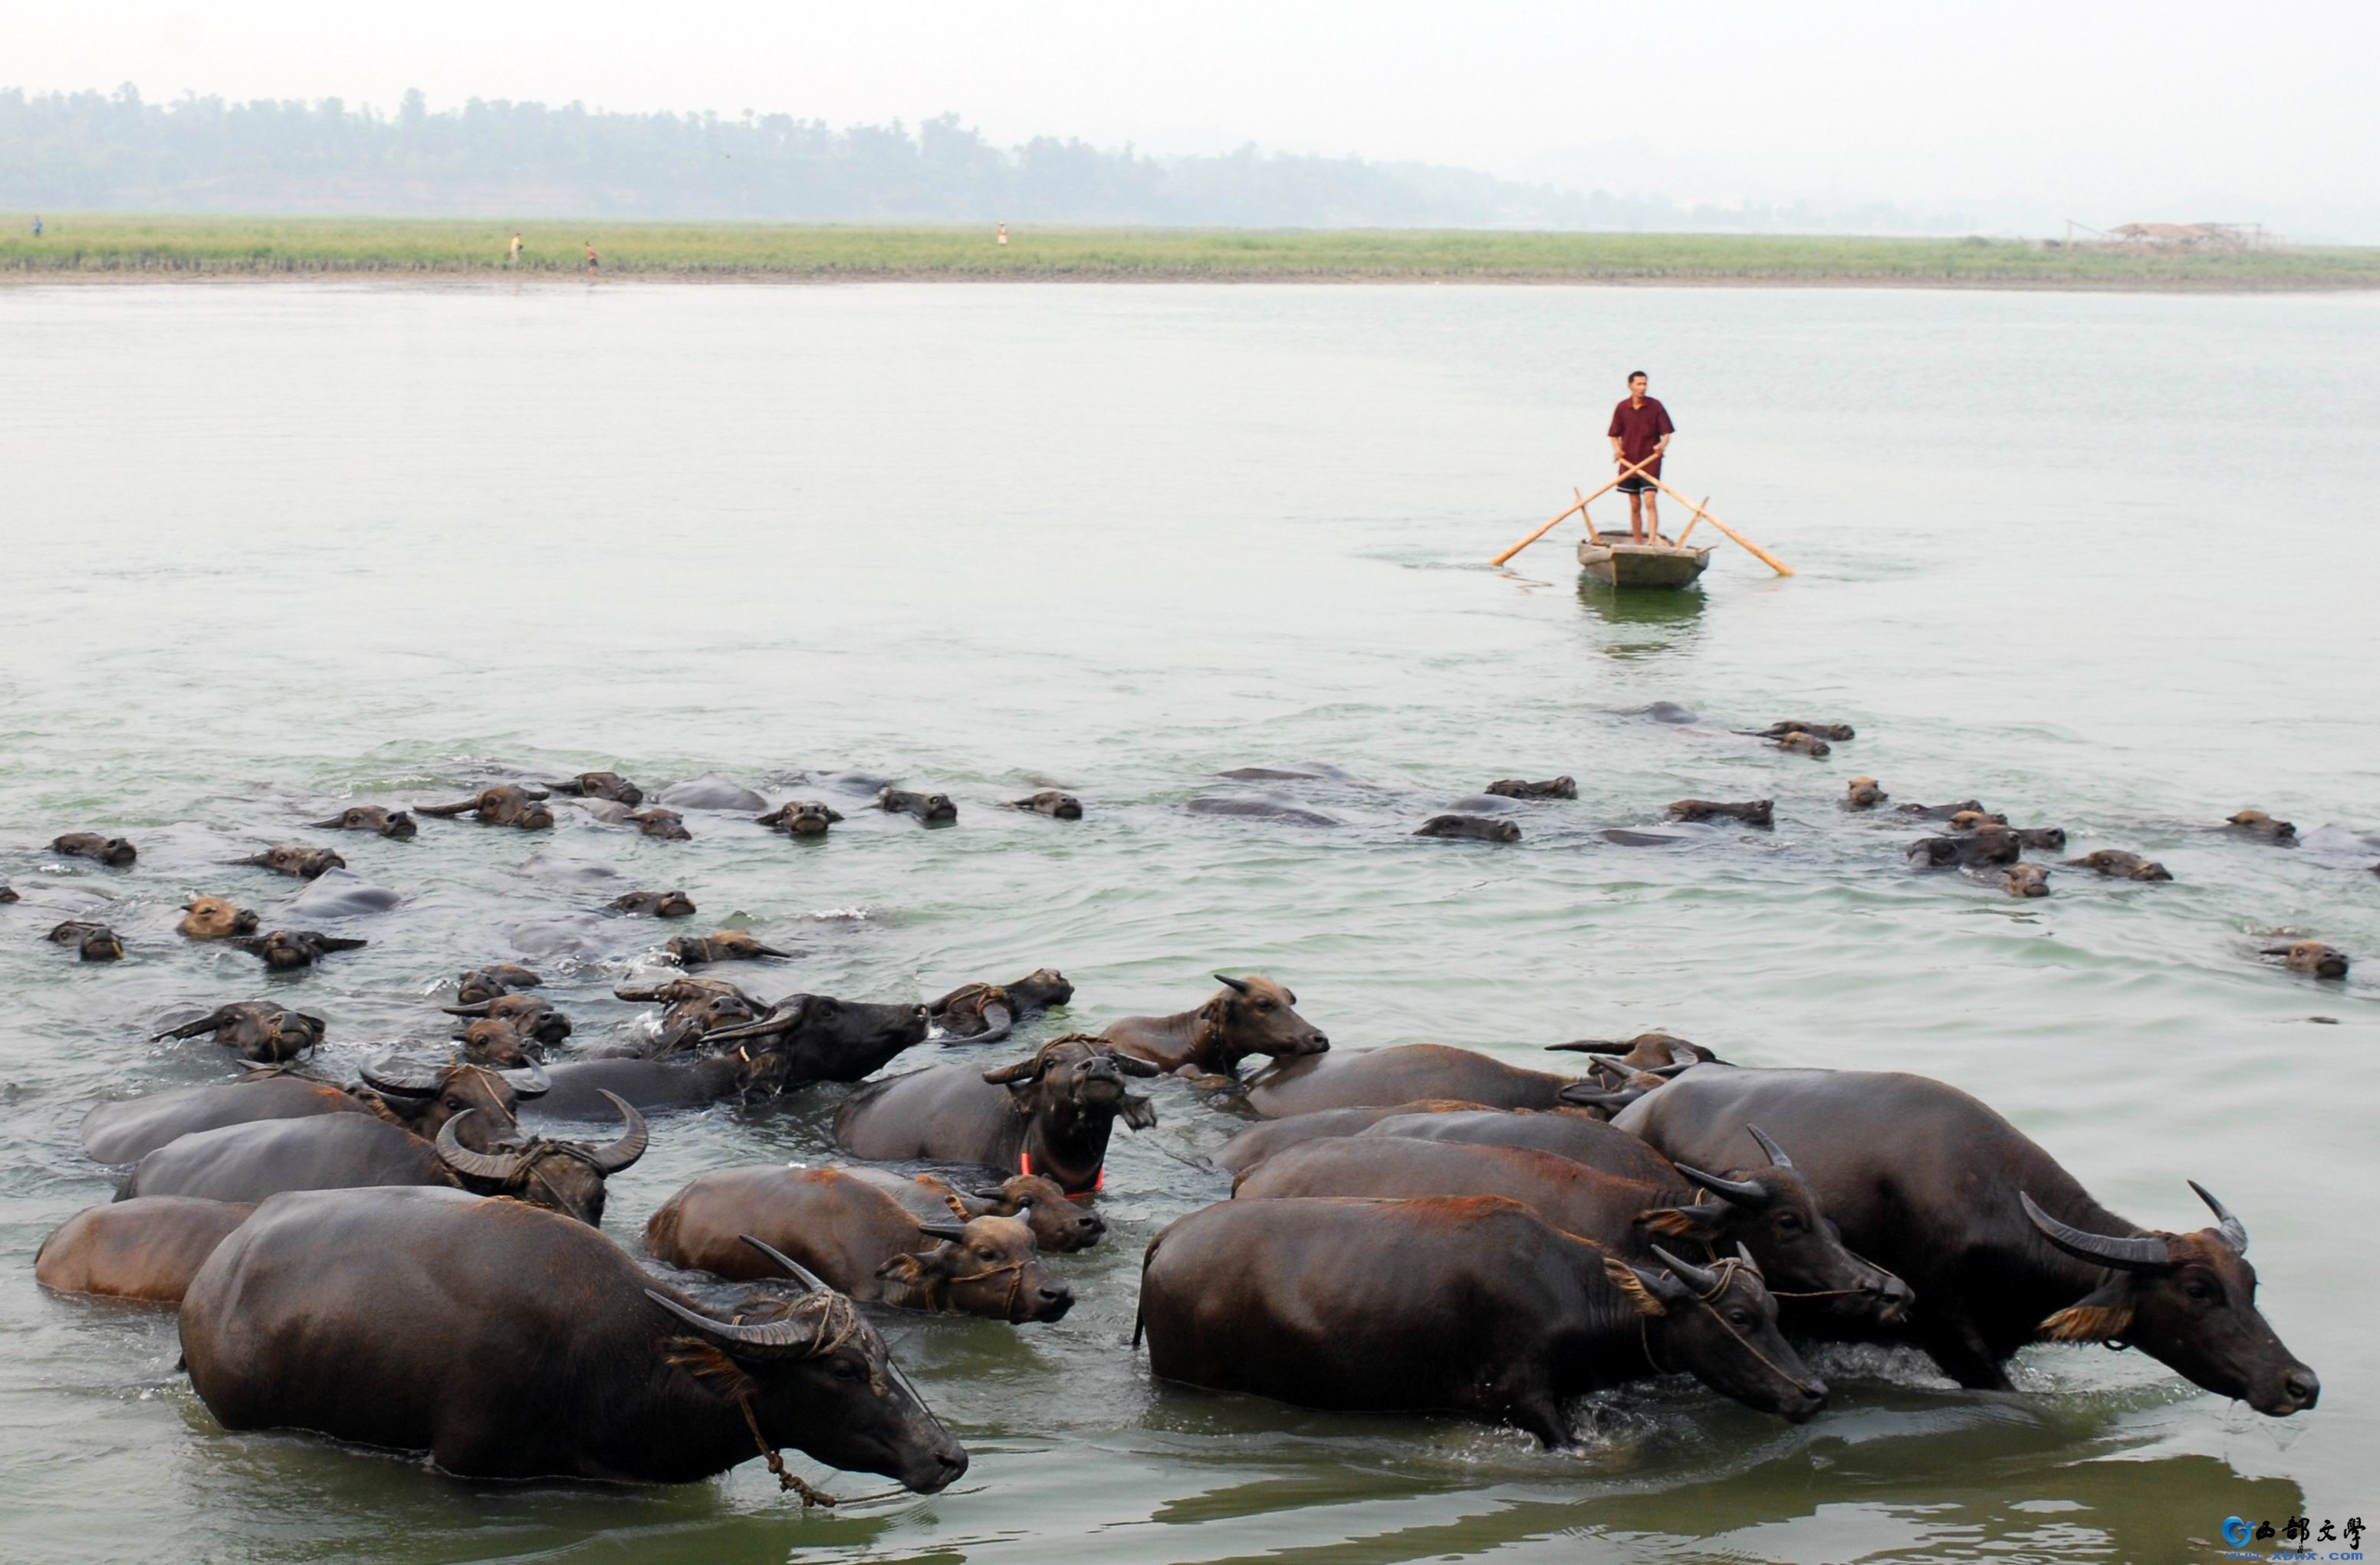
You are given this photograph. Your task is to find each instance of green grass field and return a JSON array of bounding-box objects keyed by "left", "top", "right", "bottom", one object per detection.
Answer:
[{"left": 4, "top": 215, "right": 2375, "bottom": 289}]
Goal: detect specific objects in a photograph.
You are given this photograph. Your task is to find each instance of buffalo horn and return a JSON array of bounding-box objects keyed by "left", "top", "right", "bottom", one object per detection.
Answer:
[
  {"left": 1106, "top": 1048, "right": 1164, "bottom": 1078},
  {"left": 304, "top": 816, "right": 346, "bottom": 829},
  {"left": 2020, "top": 1192, "right": 2170, "bottom": 1272},
  {"left": 1650, "top": 1244, "right": 1721, "bottom": 1293},
  {"left": 1746, "top": 1123, "right": 1796, "bottom": 1169},
  {"left": 1213, "top": 973, "right": 1251, "bottom": 995},
  {"left": 739, "top": 1234, "right": 829, "bottom": 1292},
  {"left": 439, "top": 1001, "right": 495, "bottom": 1018},
  {"left": 359, "top": 1055, "right": 443, "bottom": 1096},
  {"left": 981, "top": 1054, "right": 1046, "bottom": 1085},
  {"left": 2188, "top": 1180, "right": 2249, "bottom": 1254},
  {"left": 703, "top": 997, "right": 809, "bottom": 1044},
  {"left": 1557, "top": 1083, "right": 1638, "bottom": 1111},
  {"left": 499, "top": 1060, "right": 551, "bottom": 1098},
  {"left": 916, "top": 1221, "right": 971, "bottom": 1244},
  {"left": 1734, "top": 1241, "right": 1764, "bottom": 1279},
  {"left": 967, "top": 1002, "right": 1017, "bottom": 1046},
  {"left": 583, "top": 1090, "right": 649, "bottom": 1173},
  {"left": 643, "top": 1290, "right": 823, "bottom": 1360},
  {"left": 434, "top": 1110, "right": 528, "bottom": 1181},
  {"left": 1675, "top": 1162, "right": 1769, "bottom": 1205},
  {"left": 1543, "top": 1039, "right": 1626, "bottom": 1054}
]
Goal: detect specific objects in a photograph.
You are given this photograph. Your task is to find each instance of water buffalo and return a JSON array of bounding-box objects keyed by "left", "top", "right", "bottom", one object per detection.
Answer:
[
  {"left": 646, "top": 1167, "right": 1073, "bottom": 1323},
  {"left": 181, "top": 1188, "right": 967, "bottom": 1491},
  {"left": 1770, "top": 732, "right": 1830, "bottom": 758},
  {"left": 1239, "top": 1044, "right": 1601, "bottom": 1119},
  {"left": 1751, "top": 720, "right": 1855, "bottom": 741},
  {"left": 837, "top": 1167, "right": 1104, "bottom": 1252},
  {"left": 454, "top": 963, "right": 542, "bottom": 1005},
  {"left": 1845, "top": 776, "right": 1888, "bottom": 808},
  {"left": 611, "top": 889, "right": 699, "bottom": 916},
  {"left": 1136, "top": 1195, "right": 1826, "bottom": 1443},
  {"left": 610, "top": 975, "right": 771, "bottom": 1056},
  {"left": 881, "top": 789, "right": 957, "bottom": 824},
  {"left": 178, "top": 897, "right": 261, "bottom": 940},
  {"left": 514, "top": 1049, "right": 785, "bottom": 1121},
  {"left": 51, "top": 833, "right": 138, "bottom": 866},
  {"left": 1669, "top": 799, "right": 1773, "bottom": 827},
  {"left": 695, "top": 991, "right": 932, "bottom": 1085},
  {"left": 657, "top": 773, "right": 771, "bottom": 812},
  {"left": 1544, "top": 1032, "right": 1721, "bottom": 1070},
  {"left": 1004, "top": 791, "right": 1083, "bottom": 820},
  {"left": 1485, "top": 777, "right": 1576, "bottom": 800},
  {"left": 120, "top": 1093, "right": 645, "bottom": 1225},
  {"left": 1415, "top": 814, "right": 1521, "bottom": 842},
  {"left": 48, "top": 920, "right": 124, "bottom": 961},
  {"left": 307, "top": 805, "right": 419, "bottom": 840},
  {"left": 1186, "top": 796, "right": 1343, "bottom": 827},
  {"left": 81, "top": 1054, "right": 539, "bottom": 1164},
  {"left": 1235, "top": 1132, "right": 1906, "bottom": 1326},
  {"left": 2065, "top": 849, "right": 2173, "bottom": 882},
  {"left": 1617, "top": 1066, "right": 2319, "bottom": 1413},
  {"left": 1212, "top": 1100, "right": 1496, "bottom": 1175},
  {"left": 2261, "top": 941, "right": 2349, "bottom": 979},
  {"left": 37, "top": 1197, "right": 254, "bottom": 1304},
  {"left": 1102, "top": 974, "right": 1328, "bottom": 1077},
  {"left": 453, "top": 1018, "right": 539, "bottom": 1067},
  {"left": 756, "top": 801, "right": 844, "bottom": 836},
  {"left": 1907, "top": 830, "right": 2019, "bottom": 869},
  {"left": 927, "top": 968, "right": 1074, "bottom": 1044},
  {"left": 1897, "top": 798, "right": 1988, "bottom": 820},
  {"left": 549, "top": 771, "right": 646, "bottom": 805},
  {"left": 232, "top": 843, "right": 348, "bottom": 880},
  {"left": 414, "top": 786, "right": 554, "bottom": 830},
  {"left": 663, "top": 929, "right": 794, "bottom": 965},
  {"left": 443, "top": 992, "right": 574, "bottom": 1050},
  {"left": 836, "top": 1035, "right": 1162, "bottom": 1195},
  {"left": 153, "top": 1004, "right": 326, "bottom": 1063},
  {"left": 618, "top": 807, "right": 692, "bottom": 840},
  {"left": 2004, "top": 863, "right": 2052, "bottom": 898},
  {"left": 227, "top": 929, "right": 368, "bottom": 970},
  {"left": 2227, "top": 809, "right": 2296, "bottom": 843},
  {"left": 0, "top": 885, "right": 16, "bottom": 902}
]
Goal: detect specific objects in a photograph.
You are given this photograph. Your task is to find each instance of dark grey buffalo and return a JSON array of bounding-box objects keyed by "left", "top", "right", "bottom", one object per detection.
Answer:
[
  {"left": 153, "top": 1003, "right": 327, "bottom": 1064},
  {"left": 927, "top": 968, "right": 1074, "bottom": 1045},
  {"left": 81, "top": 1057, "right": 546, "bottom": 1164},
  {"left": 180, "top": 1188, "right": 967, "bottom": 1491}
]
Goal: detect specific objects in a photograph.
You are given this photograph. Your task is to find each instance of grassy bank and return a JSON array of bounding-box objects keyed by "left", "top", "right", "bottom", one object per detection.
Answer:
[{"left": 4, "top": 216, "right": 2377, "bottom": 290}]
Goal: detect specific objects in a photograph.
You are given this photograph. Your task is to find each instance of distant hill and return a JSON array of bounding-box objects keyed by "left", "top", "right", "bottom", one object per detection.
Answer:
[{"left": 0, "top": 85, "right": 1970, "bottom": 233}]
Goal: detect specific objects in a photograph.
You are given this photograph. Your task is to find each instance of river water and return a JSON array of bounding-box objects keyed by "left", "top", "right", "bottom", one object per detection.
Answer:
[{"left": 2, "top": 279, "right": 2374, "bottom": 1563}]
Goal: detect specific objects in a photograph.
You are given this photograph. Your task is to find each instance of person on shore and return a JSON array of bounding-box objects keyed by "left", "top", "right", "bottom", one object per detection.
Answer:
[
  {"left": 509, "top": 232, "right": 522, "bottom": 266},
  {"left": 31, "top": 216, "right": 42, "bottom": 238},
  {"left": 585, "top": 241, "right": 599, "bottom": 275},
  {"left": 1607, "top": 370, "right": 1675, "bottom": 542},
  {"left": 996, "top": 222, "right": 1009, "bottom": 246}
]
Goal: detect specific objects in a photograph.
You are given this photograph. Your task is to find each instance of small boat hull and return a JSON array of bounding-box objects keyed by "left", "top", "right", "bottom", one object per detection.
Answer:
[{"left": 1577, "top": 533, "right": 1713, "bottom": 589}]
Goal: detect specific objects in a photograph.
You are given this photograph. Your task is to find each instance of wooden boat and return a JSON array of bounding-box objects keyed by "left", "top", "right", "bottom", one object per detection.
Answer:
[{"left": 1576, "top": 528, "right": 1712, "bottom": 589}]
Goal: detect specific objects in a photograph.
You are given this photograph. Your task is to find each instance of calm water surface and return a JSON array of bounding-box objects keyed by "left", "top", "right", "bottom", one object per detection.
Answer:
[{"left": 1, "top": 280, "right": 2375, "bottom": 1563}]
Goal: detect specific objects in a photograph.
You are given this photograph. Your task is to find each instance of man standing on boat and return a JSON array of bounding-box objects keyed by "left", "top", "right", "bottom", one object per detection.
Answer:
[{"left": 1607, "top": 371, "right": 1675, "bottom": 543}]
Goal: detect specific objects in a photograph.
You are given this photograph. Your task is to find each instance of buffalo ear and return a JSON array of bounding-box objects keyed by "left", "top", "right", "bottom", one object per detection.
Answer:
[
  {"left": 1639, "top": 1202, "right": 1728, "bottom": 1239},
  {"left": 1121, "top": 1092, "right": 1159, "bottom": 1130},
  {"left": 1602, "top": 1255, "right": 1670, "bottom": 1317},
  {"left": 875, "top": 1253, "right": 932, "bottom": 1285},
  {"left": 2038, "top": 1277, "right": 2135, "bottom": 1343}
]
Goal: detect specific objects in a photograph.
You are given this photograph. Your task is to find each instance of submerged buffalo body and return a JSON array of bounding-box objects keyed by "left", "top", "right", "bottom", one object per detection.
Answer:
[
  {"left": 1211, "top": 1100, "right": 1492, "bottom": 1175},
  {"left": 37, "top": 1196, "right": 254, "bottom": 1304},
  {"left": 837, "top": 1036, "right": 1160, "bottom": 1194},
  {"left": 1240, "top": 1044, "right": 1591, "bottom": 1119},
  {"left": 181, "top": 1186, "right": 967, "bottom": 1491},
  {"left": 1618, "top": 1066, "right": 2319, "bottom": 1413}
]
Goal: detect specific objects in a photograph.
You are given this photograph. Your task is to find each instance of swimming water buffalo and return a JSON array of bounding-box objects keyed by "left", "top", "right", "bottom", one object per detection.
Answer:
[
  {"left": 1669, "top": 799, "right": 1774, "bottom": 827},
  {"left": 0, "top": 885, "right": 16, "bottom": 902},
  {"left": 610, "top": 975, "right": 771, "bottom": 1056},
  {"left": 646, "top": 1167, "right": 1073, "bottom": 1323},
  {"left": 306, "top": 805, "right": 419, "bottom": 839},
  {"left": 1235, "top": 1132, "right": 1907, "bottom": 1326},
  {"left": 514, "top": 1048, "right": 788, "bottom": 1122},
  {"left": 663, "top": 929, "right": 794, "bottom": 965},
  {"left": 657, "top": 773, "right": 771, "bottom": 812},
  {"left": 180, "top": 1187, "right": 968, "bottom": 1491},
  {"left": 1101, "top": 974, "right": 1328, "bottom": 1077},
  {"left": 443, "top": 992, "right": 574, "bottom": 1050},
  {"left": 1212, "top": 1100, "right": 1494, "bottom": 1174},
  {"left": 1484, "top": 777, "right": 1576, "bottom": 799},
  {"left": 1617, "top": 1066, "right": 2319, "bottom": 1413},
  {"left": 1751, "top": 720, "right": 1856, "bottom": 741},
  {"left": 836, "top": 1035, "right": 1162, "bottom": 1194},
  {"left": 1942, "top": 810, "right": 2008, "bottom": 832},
  {"left": 881, "top": 788, "right": 958, "bottom": 824},
  {"left": 755, "top": 801, "right": 843, "bottom": 836},
  {"left": 548, "top": 771, "right": 645, "bottom": 805},
  {"left": 1415, "top": 814, "right": 1521, "bottom": 842},
  {"left": 227, "top": 929, "right": 368, "bottom": 970},
  {"left": 51, "top": 833, "right": 138, "bottom": 866},
  {"left": 927, "top": 968, "right": 1074, "bottom": 1044},
  {"left": 37, "top": 1196, "right": 253, "bottom": 1304},
  {"left": 414, "top": 786, "right": 554, "bottom": 830},
  {"left": 611, "top": 889, "right": 699, "bottom": 916},
  {"left": 2261, "top": 941, "right": 2349, "bottom": 979},
  {"left": 1845, "top": 776, "right": 1889, "bottom": 808},
  {"left": 454, "top": 963, "right": 542, "bottom": 1005},
  {"left": 1907, "top": 830, "right": 2020, "bottom": 869},
  {"left": 232, "top": 843, "right": 347, "bottom": 879},
  {"left": 48, "top": 920, "right": 124, "bottom": 961},
  {"left": 1186, "top": 796, "right": 1342, "bottom": 827},
  {"left": 177, "top": 897, "right": 260, "bottom": 939},
  {"left": 453, "top": 1018, "right": 539, "bottom": 1067},
  {"left": 2065, "top": 849, "right": 2174, "bottom": 882},
  {"left": 1004, "top": 791, "right": 1083, "bottom": 820},
  {"left": 619, "top": 807, "right": 692, "bottom": 840},
  {"left": 836, "top": 1167, "right": 1105, "bottom": 1252},
  {"left": 120, "top": 1093, "right": 645, "bottom": 1225},
  {"left": 1769, "top": 732, "right": 1830, "bottom": 757},
  {"left": 1239, "top": 1044, "right": 1601, "bottom": 1119},
  {"left": 1897, "top": 798, "right": 1988, "bottom": 820},
  {"left": 695, "top": 991, "right": 932, "bottom": 1085},
  {"left": 153, "top": 1003, "right": 327, "bottom": 1063},
  {"left": 2227, "top": 809, "right": 2296, "bottom": 843},
  {"left": 1543, "top": 1032, "right": 1720, "bottom": 1070},
  {"left": 1136, "top": 1195, "right": 1826, "bottom": 1443},
  {"left": 2004, "top": 863, "right": 2052, "bottom": 898}
]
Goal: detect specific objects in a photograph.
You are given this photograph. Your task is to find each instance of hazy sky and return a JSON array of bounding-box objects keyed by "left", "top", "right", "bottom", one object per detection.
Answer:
[{"left": 18, "top": 1, "right": 2378, "bottom": 238}]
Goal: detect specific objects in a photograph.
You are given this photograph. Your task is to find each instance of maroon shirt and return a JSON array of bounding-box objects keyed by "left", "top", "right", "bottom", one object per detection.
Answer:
[{"left": 1608, "top": 396, "right": 1675, "bottom": 478}]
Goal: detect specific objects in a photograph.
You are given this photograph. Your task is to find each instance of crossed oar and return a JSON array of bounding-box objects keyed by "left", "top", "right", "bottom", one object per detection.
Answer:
[{"left": 1491, "top": 455, "right": 1793, "bottom": 575}]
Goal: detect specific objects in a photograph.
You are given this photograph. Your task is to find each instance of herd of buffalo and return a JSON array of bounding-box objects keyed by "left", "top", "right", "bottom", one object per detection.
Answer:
[{"left": 14, "top": 743, "right": 2348, "bottom": 1505}]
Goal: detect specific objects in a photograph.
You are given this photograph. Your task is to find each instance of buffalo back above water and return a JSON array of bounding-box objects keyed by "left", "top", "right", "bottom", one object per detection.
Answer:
[
  {"left": 1211, "top": 1100, "right": 1494, "bottom": 1175},
  {"left": 36, "top": 1196, "right": 255, "bottom": 1304},
  {"left": 1240, "top": 1044, "right": 1588, "bottom": 1119},
  {"left": 1358, "top": 1108, "right": 1681, "bottom": 1185},
  {"left": 81, "top": 1075, "right": 372, "bottom": 1166},
  {"left": 119, "top": 1114, "right": 451, "bottom": 1205}
]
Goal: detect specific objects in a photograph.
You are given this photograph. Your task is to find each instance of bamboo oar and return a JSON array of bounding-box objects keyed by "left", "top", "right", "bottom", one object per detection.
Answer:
[
  {"left": 1489, "top": 456, "right": 1659, "bottom": 566},
  {"left": 1645, "top": 478, "right": 1793, "bottom": 576},
  {"left": 1674, "top": 497, "right": 1708, "bottom": 548}
]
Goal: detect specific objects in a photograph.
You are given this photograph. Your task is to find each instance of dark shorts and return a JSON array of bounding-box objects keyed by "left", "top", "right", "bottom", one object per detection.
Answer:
[{"left": 1616, "top": 475, "right": 1653, "bottom": 496}]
